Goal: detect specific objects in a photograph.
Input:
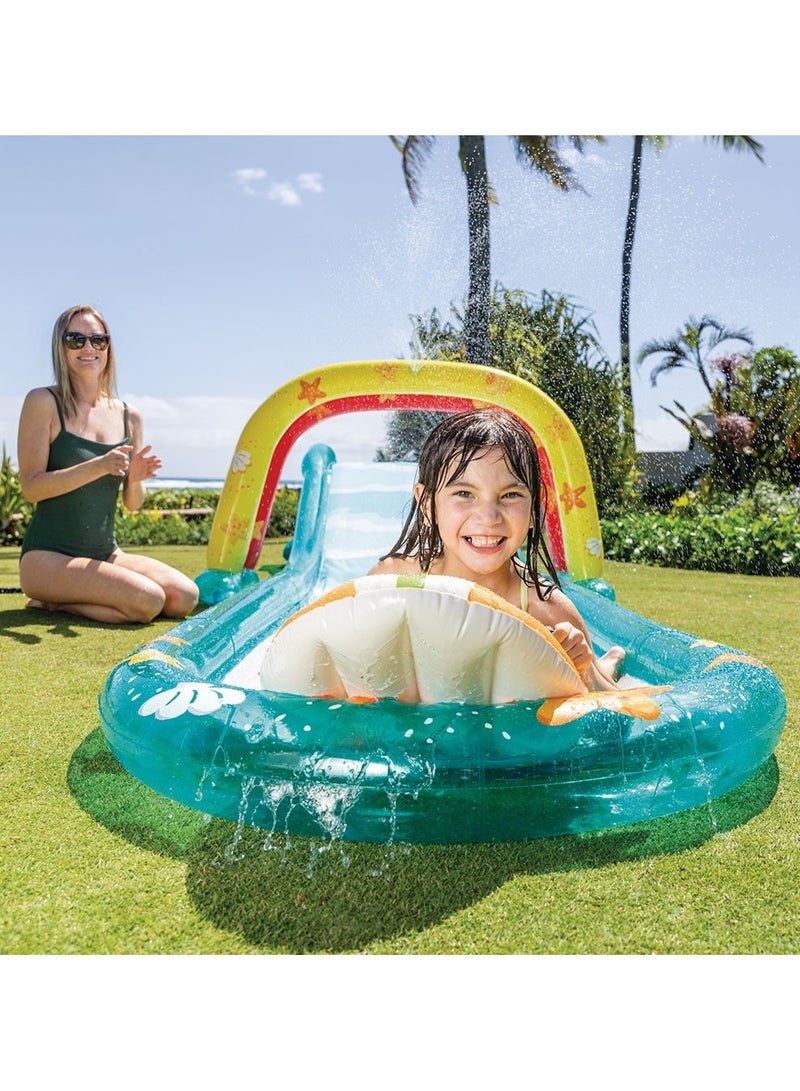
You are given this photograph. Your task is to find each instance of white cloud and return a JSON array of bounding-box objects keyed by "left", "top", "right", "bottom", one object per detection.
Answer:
[
  {"left": 298, "top": 172, "right": 324, "bottom": 193},
  {"left": 267, "top": 181, "right": 301, "bottom": 206},
  {"left": 233, "top": 167, "right": 267, "bottom": 196},
  {"left": 233, "top": 167, "right": 324, "bottom": 206}
]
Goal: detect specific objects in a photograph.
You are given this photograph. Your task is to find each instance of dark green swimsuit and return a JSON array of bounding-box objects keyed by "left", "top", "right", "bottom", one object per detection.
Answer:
[{"left": 20, "top": 390, "right": 130, "bottom": 561}]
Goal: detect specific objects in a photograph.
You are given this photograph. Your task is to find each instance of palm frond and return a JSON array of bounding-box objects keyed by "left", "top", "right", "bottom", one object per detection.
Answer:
[
  {"left": 512, "top": 136, "right": 576, "bottom": 191},
  {"left": 389, "top": 135, "right": 436, "bottom": 204},
  {"left": 704, "top": 135, "right": 766, "bottom": 164},
  {"left": 636, "top": 337, "right": 682, "bottom": 366},
  {"left": 514, "top": 136, "right": 605, "bottom": 193},
  {"left": 643, "top": 135, "right": 670, "bottom": 153}
]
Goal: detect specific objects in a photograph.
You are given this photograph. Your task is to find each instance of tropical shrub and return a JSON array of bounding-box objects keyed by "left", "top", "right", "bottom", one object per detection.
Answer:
[
  {"left": 601, "top": 483, "right": 800, "bottom": 576},
  {"left": 0, "top": 446, "right": 33, "bottom": 545},
  {"left": 264, "top": 486, "right": 300, "bottom": 536},
  {"left": 115, "top": 486, "right": 299, "bottom": 546},
  {"left": 115, "top": 507, "right": 214, "bottom": 547},
  {"left": 138, "top": 488, "right": 221, "bottom": 512},
  {"left": 642, "top": 328, "right": 800, "bottom": 495}
]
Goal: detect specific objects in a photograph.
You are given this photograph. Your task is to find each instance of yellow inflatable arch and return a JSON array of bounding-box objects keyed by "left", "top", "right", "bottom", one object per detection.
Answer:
[{"left": 207, "top": 359, "right": 604, "bottom": 582}]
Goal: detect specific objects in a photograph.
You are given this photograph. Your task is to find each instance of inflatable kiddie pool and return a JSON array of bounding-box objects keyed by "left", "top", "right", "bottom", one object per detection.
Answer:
[{"left": 98, "top": 360, "right": 786, "bottom": 844}]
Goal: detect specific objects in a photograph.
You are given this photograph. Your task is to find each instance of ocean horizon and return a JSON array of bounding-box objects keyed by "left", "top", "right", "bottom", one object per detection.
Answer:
[{"left": 145, "top": 477, "right": 303, "bottom": 491}]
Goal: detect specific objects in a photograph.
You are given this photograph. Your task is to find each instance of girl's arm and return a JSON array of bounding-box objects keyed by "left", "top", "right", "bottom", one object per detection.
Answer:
[
  {"left": 121, "top": 405, "right": 161, "bottom": 512},
  {"left": 17, "top": 388, "right": 132, "bottom": 503}
]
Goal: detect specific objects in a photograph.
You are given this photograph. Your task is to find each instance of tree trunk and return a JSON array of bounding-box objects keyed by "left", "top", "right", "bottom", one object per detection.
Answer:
[
  {"left": 461, "top": 136, "right": 491, "bottom": 365},
  {"left": 620, "top": 135, "right": 643, "bottom": 455}
]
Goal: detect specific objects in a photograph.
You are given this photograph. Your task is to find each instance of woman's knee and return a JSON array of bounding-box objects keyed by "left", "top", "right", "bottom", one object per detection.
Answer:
[
  {"left": 163, "top": 578, "right": 199, "bottom": 618},
  {"left": 124, "top": 581, "right": 167, "bottom": 623}
]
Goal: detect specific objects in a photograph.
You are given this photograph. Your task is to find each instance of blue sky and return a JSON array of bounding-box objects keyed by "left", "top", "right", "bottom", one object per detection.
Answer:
[
  {"left": 2, "top": 0, "right": 794, "bottom": 1068},
  {"left": 1, "top": 131, "right": 795, "bottom": 481}
]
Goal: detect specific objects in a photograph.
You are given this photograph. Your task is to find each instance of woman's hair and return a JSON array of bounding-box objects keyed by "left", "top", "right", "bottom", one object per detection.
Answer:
[
  {"left": 51, "top": 305, "right": 117, "bottom": 419},
  {"left": 382, "top": 407, "right": 561, "bottom": 597}
]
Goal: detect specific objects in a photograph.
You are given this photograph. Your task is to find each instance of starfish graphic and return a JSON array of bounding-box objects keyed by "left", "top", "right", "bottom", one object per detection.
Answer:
[
  {"left": 306, "top": 403, "right": 333, "bottom": 423},
  {"left": 538, "top": 685, "right": 672, "bottom": 726},
  {"left": 559, "top": 482, "right": 587, "bottom": 514},
  {"left": 373, "top": 362, "right": 401, "bottom": 383},
  {"left": 297, "top": 376, "right": 326, "bottom": 406},
  {"left": 545, "top": 415, "right": 571, "bottom": 442},
  {"left": 224, "top": 514, "right": 250, "bottom": 543},
  {"left": 484, "top": 372, "right": 512, "bottom": 393}
]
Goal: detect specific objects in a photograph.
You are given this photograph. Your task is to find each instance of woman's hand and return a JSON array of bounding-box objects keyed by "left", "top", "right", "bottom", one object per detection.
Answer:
[
  {"left": 128, "top": 444, "right": 162, "bottom": 483},
  {"left": 104, "top": 444, "right": 134, "bottom": 478}
]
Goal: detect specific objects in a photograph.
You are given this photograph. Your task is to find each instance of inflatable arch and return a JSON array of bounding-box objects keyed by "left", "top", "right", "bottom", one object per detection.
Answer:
[{"left": 206, "top": 359, "right": 603, "bottom": 582}]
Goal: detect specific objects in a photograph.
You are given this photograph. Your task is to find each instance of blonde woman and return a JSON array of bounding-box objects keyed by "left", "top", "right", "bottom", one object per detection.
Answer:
[{"left": 17, "top": 304, "right": 198, "bottom": 623}]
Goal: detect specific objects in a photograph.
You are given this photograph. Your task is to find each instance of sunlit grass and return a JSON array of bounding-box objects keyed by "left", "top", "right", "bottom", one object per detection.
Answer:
[{"left": 1, "top": 547, "right": 797, "bottom": 954}]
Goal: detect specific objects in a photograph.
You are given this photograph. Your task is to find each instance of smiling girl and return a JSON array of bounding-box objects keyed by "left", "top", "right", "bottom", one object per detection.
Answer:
[{"left": 369, "top": 408, "right": 622, "bottom": 690}]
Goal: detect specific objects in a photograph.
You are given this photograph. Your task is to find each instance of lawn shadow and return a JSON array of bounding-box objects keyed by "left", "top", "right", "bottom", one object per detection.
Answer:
[
  {"left": 0, "top": 602, "right": 89, "bottom": 644},
  {"left": 67, "top": 728, "right": 210, "bottom": 858},
  {"left": 68, "top": 728, "right": 779, "bottom": 953}
]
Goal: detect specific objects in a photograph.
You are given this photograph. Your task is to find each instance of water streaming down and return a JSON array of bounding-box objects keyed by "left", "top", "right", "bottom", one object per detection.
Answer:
[{"left": 186, "top": 457, "right": 439, "bottom": 846}]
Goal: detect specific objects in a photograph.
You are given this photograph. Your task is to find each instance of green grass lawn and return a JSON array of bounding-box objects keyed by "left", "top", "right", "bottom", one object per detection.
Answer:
[{"left": 1, "top": 544, "right": 798, "bottom": 955}]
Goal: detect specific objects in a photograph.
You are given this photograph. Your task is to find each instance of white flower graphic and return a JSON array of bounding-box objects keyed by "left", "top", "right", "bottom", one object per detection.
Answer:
[
  {"left": 586, "top": 537, "right": 602, "bottom": 557},
  {"left": 231, "top": 450, "right": 252, "bottom": 473},
  {"left": 139, "top": 682, "right": 246, "bottom": 720}
]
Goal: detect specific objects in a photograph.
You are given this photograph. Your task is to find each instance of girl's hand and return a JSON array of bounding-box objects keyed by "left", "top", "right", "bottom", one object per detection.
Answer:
[
  {"left": 551, "top": 621, "right": 594, "bottom": 672},
  {"left": 128, "top": 444, "right": 162, "bottom": 483}
]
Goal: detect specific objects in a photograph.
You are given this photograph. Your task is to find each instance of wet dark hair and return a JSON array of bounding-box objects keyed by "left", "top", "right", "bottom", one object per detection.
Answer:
[{"left": 381, "top": 408, "right": 561, "bottom": 598}]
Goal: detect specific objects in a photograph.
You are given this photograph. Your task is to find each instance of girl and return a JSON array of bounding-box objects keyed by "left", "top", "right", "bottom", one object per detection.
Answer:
[
  {"left": 369, "top": 408, "right": 623, "bottom": 691},
  {"left": 17, "top": 304, "right": 199, "bottom": 623}
]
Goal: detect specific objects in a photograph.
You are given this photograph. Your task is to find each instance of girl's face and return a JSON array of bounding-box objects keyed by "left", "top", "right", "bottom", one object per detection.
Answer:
[{"left": 416, "top": 446, "right": 534, "bottom": 583}]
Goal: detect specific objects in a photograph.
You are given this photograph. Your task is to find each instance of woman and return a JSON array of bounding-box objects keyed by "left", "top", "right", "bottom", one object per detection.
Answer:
[{"left": 17, "top": 304, "right": 199, "bottom": 623}]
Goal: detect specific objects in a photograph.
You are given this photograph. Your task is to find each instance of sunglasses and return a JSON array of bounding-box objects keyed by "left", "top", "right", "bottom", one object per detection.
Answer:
[{"left": 63, "top": 332, "right": 110, "bottom": 350}]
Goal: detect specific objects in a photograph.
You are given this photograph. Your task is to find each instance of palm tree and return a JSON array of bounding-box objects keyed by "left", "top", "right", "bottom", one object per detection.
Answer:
[
  {"left": 619, "top": 135, "right": 765, "bottom": 449},
  {"left": 391, "top": 135, "right": 602, "bottom": 365},
  {"left": 636, "top": 314, "right": 754, "bottom": 395}
]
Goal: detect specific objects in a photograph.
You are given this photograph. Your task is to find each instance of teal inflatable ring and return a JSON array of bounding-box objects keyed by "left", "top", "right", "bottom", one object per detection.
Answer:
[{"left": 99, "top": 449, "right": 786, "bottom": 844}]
